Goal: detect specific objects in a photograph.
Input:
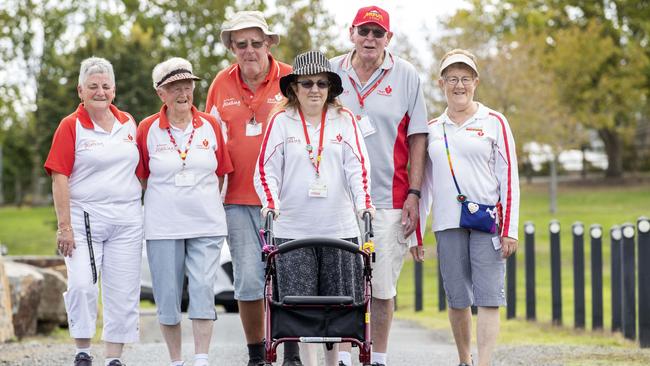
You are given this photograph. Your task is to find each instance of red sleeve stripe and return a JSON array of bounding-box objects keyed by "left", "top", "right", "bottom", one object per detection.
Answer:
[
  {"left": 490, "top": 112, "right": 512, "bottom": 236},
  {"left": 342, "top": 109, "right": 372, "bottom": 208},
  {"left": 258, "top": 111, "right": 283, "bottom": 209},
  {"left": 392, "top": 113, "right": 410, "bottom": 208}
]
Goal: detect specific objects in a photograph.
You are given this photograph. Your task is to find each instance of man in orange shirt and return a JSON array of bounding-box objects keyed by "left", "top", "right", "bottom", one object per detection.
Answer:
[{"left": 205, "top": 10, "right": 293, "bottom": 366}]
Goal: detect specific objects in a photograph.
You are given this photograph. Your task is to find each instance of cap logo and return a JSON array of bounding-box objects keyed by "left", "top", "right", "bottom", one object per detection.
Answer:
[{"left": 364, "top": 10, "right": 384, "bottom": 22}]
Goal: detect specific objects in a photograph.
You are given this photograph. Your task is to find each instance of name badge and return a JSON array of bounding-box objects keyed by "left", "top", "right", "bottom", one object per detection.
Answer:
[
  {"left": 357, "top": 115, "right": 376, "bottom": 137},
  {"left": 175, "top": 172, "right": 196, "bottom": 187},
  {"left": 308, "top": 179, "right": 328, "bottom": 198},
  {"left": 246, "top": 119, "right": 262, "bottom": 136}
]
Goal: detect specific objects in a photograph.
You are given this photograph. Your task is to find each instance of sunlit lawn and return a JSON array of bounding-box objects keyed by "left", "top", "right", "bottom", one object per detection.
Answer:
[
  {"left": 2, "top": 181, "right": 650, "bottom": 361},
  {"left": 395, "top": 181, "right": 650, "bottom": 357}
]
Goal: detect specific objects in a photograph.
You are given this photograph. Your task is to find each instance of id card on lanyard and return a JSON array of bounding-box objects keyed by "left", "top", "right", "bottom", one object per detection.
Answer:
[{"left": 299, "top": 109, "right": 328, "bottom": 198}]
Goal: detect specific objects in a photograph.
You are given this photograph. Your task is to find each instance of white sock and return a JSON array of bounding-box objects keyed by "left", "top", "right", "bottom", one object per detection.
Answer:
[
  {"left": 171, "top": 361, "right": 184, "bottom": 366},
  {"left": 338, "top": 351, "right": 352, "bottom": 365},
  {"left": 372, "top": 352, "right": 387, "bottom": 364},
  {"left": 76, "top": 348, "right": 91, "bottom": 356},
  {"left": 105, "top": 358, "right": 120, "bottom": 366},
  {"left": 193, "top": 353, "right": 209, "bottom": 366}
]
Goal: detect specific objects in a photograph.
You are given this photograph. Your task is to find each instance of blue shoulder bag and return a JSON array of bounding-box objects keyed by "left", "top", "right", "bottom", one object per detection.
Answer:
[{"left": 442, "top": 124, "right": 498, "bottom": 234}]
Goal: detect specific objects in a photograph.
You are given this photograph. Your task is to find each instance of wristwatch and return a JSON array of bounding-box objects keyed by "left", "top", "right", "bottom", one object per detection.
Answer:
[{"left": 407, "top": 188, "right": 421, "bottom": 198}]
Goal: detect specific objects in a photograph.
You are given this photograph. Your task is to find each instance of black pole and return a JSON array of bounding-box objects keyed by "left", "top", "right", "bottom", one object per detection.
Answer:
[
  {"left": 621, "top": 223, "right": 636, "bottom": 341},
  {"left": 590, "top": 224, "right": 603, "bottom": 331},
  {"left": 524, "top": 221, "right": 536, "bottom": 321},
  {"left": 637, "top": 217, "right": 650, "bottom": 348},
  {"left": 414, "top": 260, "right": 423, "bottom": 312},
  {"left": 438, "top": 263, "right": 446, "bottom": 312},
  {"left": 572, "top": 222, "right": 585, "bottom": 329},
  {"left": 611, "top": 225, "right": 623, "bottom": 333},
  {"left": 506, "top": 249, "right": 516, "bottom": 319},
  {"left": 550, "top": 220, "right": 562, "bottom": 325}
]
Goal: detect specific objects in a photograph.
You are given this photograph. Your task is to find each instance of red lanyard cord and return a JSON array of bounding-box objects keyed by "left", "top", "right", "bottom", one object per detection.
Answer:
[
  {"left": 348, "top": 69, "right": 389, "bottom": 108},
  {"left": 166, "top": 126, "right": 196, "bottom": 168},
  {"left": 298, "top": 108, "right": 327, "bottom": 177}
]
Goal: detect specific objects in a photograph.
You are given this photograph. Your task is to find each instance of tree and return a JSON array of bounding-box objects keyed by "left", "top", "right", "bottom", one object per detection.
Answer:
[{"left": 437, "top": 0, "right": 650, "bottom": 178}]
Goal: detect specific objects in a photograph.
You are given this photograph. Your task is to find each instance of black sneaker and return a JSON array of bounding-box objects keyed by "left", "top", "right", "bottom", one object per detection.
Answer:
[
  {"left": 107, "top": 361, "right": 125, "bottom": 366},
  {"left": 370, "top": 363, "right": 386, "bottom": 366},
  {"left": 247, "top": 358, "right": 265, "bottom": 366},
  {"left": 73, "top": 352, "right": 93, "bottom": 366},
  {"left": 282, "top": 356, "right": 303, "bottom": 366}
]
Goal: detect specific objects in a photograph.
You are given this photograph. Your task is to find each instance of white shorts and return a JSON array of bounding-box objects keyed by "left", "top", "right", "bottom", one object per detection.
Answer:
[
  {"left": 64, "top": 207, "right": 143, "bottom": 343},
  {"left": 362, "top": 209, "right": 414, "bottom": 299}
]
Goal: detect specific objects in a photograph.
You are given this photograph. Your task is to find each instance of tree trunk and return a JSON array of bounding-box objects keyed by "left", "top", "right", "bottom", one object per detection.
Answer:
[
  {"left": 598, "top": 128, "right": 623, "bottom": 178},
  {"left": 549, "top": 154, "right": 558, "bottom": 214}
]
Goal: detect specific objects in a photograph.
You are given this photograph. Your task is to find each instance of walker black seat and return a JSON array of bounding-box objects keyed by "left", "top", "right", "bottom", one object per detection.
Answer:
[{"left": 281, "top": 295, "right": 354, "bottom": 306}]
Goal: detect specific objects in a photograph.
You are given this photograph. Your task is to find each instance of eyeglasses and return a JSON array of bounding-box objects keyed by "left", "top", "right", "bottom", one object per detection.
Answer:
[
  {"left": 443, "top": 76, "right": 475, "bottom": 86},
  {"left": 356, "top": 26, "right": 387, "bottom": 38},
  {"left": 233, "top": 39, "right": 266, "bottom": 50},
  {"left": 295, "top": 79, "right": 330, "bottom": 89}
]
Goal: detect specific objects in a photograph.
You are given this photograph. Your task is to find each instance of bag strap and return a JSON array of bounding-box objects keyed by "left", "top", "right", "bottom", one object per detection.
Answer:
[{"left": 442, "top": 123, "right": 467, "bottom": 202}]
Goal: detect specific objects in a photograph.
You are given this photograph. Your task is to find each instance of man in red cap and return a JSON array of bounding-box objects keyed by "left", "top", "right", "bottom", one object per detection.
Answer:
[{"left": 331, "top": 5, "right": 428, "bottom": 366}]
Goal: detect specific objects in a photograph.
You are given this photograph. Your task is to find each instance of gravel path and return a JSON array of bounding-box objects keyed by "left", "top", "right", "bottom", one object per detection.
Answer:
[{"left": 2, "top": 310, "right": 650, "bottom": 365}]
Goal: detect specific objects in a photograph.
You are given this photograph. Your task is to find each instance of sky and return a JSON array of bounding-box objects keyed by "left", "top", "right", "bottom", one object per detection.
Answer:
[{"left": 323, "top": 0, "right": 467, "bottom": 57}]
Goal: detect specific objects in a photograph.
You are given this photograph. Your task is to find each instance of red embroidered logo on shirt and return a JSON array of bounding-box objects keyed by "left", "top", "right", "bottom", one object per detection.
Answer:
[
  {"left": 203, "top": 139, "right": 209, "bottom": 147},
  {"left": 128, "top": 134, "right": 133, "bottom": 141},
  {"left": 466, "top": 127, "right": 484, "bottom": 137},
  {"left": 377, "top": 85, "right": 393, "bottom": 96}
]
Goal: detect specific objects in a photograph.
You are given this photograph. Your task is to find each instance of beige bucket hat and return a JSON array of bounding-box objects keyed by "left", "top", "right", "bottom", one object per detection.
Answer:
[{"left": 220, "top": 11, "right": 280, "bottom": 47}]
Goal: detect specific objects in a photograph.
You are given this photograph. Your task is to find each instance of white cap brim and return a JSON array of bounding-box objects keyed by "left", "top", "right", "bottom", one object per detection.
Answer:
[{"left": 439, "top": 54, "right": 479, "bottom": 77}]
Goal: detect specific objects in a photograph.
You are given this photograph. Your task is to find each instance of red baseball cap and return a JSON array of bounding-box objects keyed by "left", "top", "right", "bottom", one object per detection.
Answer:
[{"left": 352, "top": 6, "right": 390, "bottom": 32}]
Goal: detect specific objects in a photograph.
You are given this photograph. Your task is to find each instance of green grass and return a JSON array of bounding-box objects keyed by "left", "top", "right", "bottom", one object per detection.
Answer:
[
  {"left": 2, "top": 182, "right": 650, "bottom": 361},
  {"left": 0, "top": 206, "right": 57, "bottom": 255},
  {"left": 394, "top": 181, "right": 650, "bottom": 362}
]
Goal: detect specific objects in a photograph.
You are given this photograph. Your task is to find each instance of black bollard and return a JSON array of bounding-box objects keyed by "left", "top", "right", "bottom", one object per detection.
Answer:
[
  {"left": 590, "top": 224, "right": 603, "bottom": 330},
  {"left": 572, "top": 222, "right": 585, "bottom": 329},
  {"left": 621, "top": 223, "right": 636, "bottom": 341},
  {"left": 438, "top": 264, "right": 446, "bottom": 312},
  {"left": 611, "top": 226, "right": 623, "bottom": 333},
  {"left": 637, "top": 217, "right": 650, "bottom": 348},
  {"left": 414, "top": 260, "right": 423, "bottom": 312},
  {"left": 550, "top": 220, "right": 562, "bottom": 325},
  {"left": 524, "top": 222, "right": 536, "bottom": 321}
]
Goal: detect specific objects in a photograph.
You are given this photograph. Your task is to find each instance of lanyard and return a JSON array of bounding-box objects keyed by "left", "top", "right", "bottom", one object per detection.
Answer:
[
  {"left": 298, "top": 109, "right": 327, "bottom": 178},
  {"left": 166, "top": 125, "right": 196, "bottom": 169},
  {"left": 442, "top": 123, "right": 466, "bottom": 202},
  {"left": 348, "top": 68, "right": 390, "bottom": 109}
]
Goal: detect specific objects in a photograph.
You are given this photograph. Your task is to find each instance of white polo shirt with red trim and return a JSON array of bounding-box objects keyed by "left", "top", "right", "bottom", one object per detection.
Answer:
[
  {"left": 254, "top": 106, "right": 373, "bottom": 239},
  {"left": 420, "top": 103, "right": 520, "bottom": 239},
  {"left": 137, "top": 105, "right": 234, "bottom": 240},
  {"left": 330, "top": 50, "right": 428, "bottom": 209},
  {"left": 44, "top": 103, "right": 142, "bottom": 225}
]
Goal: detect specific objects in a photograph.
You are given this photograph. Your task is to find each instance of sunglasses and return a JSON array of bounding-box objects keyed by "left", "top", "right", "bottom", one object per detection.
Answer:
[
  {"left": 356, "top": 26, "right": 387, "bottom": 38},
  {"left": 233, "top": 39, "right": 265, "bottom": 50},
  {"left": 295, "top": 79, "right": 330, "bottom": 89}
]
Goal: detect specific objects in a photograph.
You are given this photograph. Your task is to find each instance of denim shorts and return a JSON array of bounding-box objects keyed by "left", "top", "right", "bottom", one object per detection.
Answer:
[
  {"left": 146, "top": 236, "right": 225, "bottom": 325},
  {"left": 435, "top": 228, "right": 506, "bottom": 308},
  {"left": 224, "top": 205, "right": 265, "bottom": 301}
]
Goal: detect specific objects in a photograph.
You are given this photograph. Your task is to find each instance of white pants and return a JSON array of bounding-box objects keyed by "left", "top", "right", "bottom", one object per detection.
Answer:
[{"left": 64, "top": 208, "right": 143, "bottom": 343}]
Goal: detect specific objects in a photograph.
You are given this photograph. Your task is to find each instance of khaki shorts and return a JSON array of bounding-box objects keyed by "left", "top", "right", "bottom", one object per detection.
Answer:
[{"left": 362, "top": 209, "right": 414, "bottom": 299}]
